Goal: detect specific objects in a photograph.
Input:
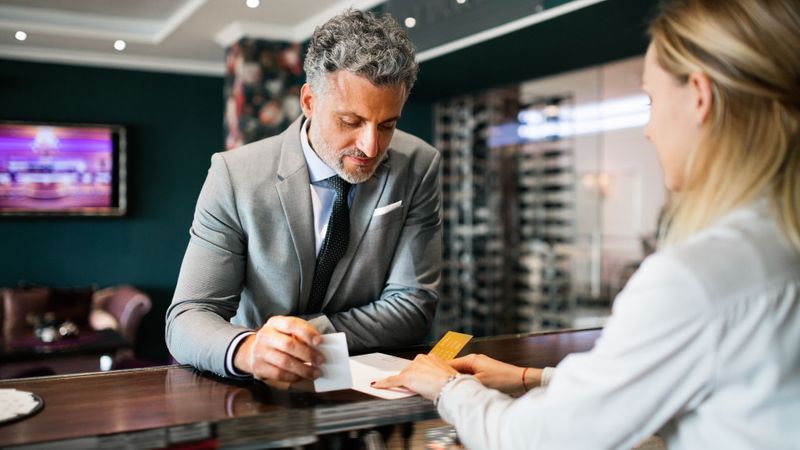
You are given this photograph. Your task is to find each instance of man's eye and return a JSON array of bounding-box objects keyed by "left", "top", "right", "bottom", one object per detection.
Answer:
[
  {"left": 340, "top": 119, "right": 359, "bottom": 128},
  {"left": 380, "top": 122, "right": 396, "bottom": 131}
]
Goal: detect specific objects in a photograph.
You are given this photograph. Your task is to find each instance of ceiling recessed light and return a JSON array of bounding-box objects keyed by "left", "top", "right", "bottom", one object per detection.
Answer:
[
  {"left": 246, "top": 0, "right": 260, "bottom": 8},
  {"left": 456, "top": 0, "right": 467, "bottom": 4},
  {"left": 114, "top": 40, "right": 126, "bottom": 51},
  {"left": 404, "top": 17, "right": 416, "bottom": 28},
  {"left": 15, "top": 31, "right": 27, "bottom": 41}
]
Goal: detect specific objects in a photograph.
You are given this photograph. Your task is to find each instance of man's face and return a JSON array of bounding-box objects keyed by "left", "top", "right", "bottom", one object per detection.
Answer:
[{"left": 300, "top": 71, "right": 406, "bottom": 184}]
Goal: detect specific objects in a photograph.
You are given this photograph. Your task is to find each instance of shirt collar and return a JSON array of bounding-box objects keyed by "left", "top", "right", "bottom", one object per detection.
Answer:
[{"left": 300, "top": 118, "right": 337, "bottom": 183}]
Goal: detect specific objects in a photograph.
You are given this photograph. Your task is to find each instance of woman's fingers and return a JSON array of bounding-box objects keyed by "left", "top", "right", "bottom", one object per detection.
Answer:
[
  {"left": 371, "top": 374, "right": 402, "bottom": 389},
  {"left": 449, "top": 354, "right": 480, "bottom": 373}
]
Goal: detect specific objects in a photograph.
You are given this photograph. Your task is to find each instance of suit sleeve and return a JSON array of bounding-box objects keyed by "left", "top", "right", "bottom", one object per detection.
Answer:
[
  {"left": 165, "top": 152, "right": 253, "bottom": 376},
  {"left": 322, "top": 149, "right": 443, "bottom": 350}
]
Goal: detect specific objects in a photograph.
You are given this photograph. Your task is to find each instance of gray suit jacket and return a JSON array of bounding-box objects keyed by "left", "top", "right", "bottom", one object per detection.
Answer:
[{"left": 166, "top": 117, "right": 442, "bottom": 377}]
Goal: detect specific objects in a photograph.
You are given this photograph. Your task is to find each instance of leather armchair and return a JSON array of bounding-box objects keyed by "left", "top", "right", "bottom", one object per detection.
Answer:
[
  {"left": 0, "top": 285, "right": 152, "bottom": 379},
  {"left": 90, "top": 285, "right": 152, "bottom": 344}
]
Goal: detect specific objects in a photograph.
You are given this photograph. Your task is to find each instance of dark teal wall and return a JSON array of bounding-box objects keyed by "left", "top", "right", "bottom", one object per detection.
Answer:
[
  {"left": 398, "top": 98, "right": 433, "bottom": 144},
  {"left": 0, "top": 59, "right": 224, "bottom": 361}
]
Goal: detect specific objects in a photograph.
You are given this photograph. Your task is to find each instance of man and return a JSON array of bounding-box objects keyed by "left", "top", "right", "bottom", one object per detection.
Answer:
[{"left": 166, "top": 9, "right": 441, "bottom": 383}]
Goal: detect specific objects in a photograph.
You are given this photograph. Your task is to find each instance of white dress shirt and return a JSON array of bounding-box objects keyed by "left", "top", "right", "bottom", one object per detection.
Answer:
[
  {"left": 224, "top": 119, "right": 356, "bottom": 377},
  {"left": 438, "top": 198, "right": 800, "bottom": 449},
  {"left": 300, "top": 118, "right": 358, "bottom": 252}
]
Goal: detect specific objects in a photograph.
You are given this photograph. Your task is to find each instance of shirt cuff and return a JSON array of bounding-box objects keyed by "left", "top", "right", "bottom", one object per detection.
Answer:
[
  {"left": 225, "top": 331, "right": 255, "bottom": 379},
  {"left": 541, "top": 366, "right": 556, "bottom": 388},
  {"left": 436, "top": 375, "right": 483, "bottom": 422}
]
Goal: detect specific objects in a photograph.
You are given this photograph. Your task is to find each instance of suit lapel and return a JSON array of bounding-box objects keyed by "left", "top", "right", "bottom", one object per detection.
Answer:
[
  {"left": 321, "top": 161, "right": 390, "bottom": 310},
  {"left": 275, "top": 117, "right": 316, "bottom": 313}
]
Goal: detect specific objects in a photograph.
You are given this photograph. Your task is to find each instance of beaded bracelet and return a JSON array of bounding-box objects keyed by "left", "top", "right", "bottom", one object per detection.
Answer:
[{"left": 434, "top": 374, "right": 461, "bottom": 407}]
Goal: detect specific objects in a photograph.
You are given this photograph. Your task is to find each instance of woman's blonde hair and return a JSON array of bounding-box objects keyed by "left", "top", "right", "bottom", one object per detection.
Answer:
[{"left": 649, "top": 0, "right": 800, "bottom": 250}]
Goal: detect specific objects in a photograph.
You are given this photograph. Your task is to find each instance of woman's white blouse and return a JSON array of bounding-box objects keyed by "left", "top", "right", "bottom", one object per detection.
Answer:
[{"left": 438, "top": 200, "right": 800, "bottom": 449}]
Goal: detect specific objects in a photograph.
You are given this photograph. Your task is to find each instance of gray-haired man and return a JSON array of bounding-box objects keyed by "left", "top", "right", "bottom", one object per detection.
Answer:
[{"left": 166, "top": 9, "right": 442, "bottom": 383}]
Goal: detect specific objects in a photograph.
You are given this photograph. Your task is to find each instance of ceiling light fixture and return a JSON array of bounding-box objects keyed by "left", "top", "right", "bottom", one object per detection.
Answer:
[
  {"left": 404, "top": 17, "right": 416, "bottom": 28},
  {"left": 114, "top": 40, "right": 126, "bottom": 51},
  {"left": 15, "top": 31, "right": 27, "bottom": 41},
  {"left": 246, "top": 0, "right": 260, "bottom": 8},
  {"left": 456, "top": 0, "right": 467, "bottom": 4}
]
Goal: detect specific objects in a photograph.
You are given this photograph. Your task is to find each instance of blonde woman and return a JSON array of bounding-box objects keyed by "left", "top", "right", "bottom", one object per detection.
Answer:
[{"left": 374, "top": 0, "right": 800, "bottom": 448}]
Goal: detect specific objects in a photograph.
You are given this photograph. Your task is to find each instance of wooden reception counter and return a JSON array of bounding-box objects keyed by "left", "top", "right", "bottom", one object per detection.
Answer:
[{"left": 0, "top": 328, "right": 601, "bottom": 449}]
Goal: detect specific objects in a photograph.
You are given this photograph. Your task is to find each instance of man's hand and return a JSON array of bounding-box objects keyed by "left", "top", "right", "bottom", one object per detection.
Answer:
[
  {"left": 233, "top": 316, "right": 324, "bottom": 382},
  {"left": 450, "top": 354, "right": 542, "bottom": 395}
]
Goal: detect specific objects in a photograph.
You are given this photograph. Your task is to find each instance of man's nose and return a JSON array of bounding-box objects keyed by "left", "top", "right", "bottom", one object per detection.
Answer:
[{"left": 356, "top": 126, "right": 379, "bottom": 157}]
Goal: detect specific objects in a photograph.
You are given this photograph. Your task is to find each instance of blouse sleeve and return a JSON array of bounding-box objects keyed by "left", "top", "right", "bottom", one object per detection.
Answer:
[{"left": 437, "top": 253, "right": 716, "bottom": 450}]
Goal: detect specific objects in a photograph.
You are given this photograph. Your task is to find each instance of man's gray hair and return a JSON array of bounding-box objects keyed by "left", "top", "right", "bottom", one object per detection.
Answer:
[{"left": 304, "top": 9, "right": 418, "bottom": 94}]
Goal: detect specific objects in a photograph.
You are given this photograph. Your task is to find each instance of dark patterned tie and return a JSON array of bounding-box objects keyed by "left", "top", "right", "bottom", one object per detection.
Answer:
[{"left": 306, "top": 176, "right": 352, "bottom": 314}]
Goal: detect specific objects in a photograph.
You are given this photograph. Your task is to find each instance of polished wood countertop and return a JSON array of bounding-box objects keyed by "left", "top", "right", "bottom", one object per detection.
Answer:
[{"left": 0, "top": 328, "right": 601, "bottom": 448}]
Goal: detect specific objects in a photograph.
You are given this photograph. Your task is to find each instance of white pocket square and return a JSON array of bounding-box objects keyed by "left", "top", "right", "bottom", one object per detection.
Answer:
[{"left": 373, "top": 200, "right": 402, "bottom": 217}]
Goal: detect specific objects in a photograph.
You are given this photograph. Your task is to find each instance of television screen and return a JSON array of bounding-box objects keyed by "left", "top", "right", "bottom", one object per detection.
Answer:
[{"left": 0, "top": 121, "right": 126, "bottom": 216}]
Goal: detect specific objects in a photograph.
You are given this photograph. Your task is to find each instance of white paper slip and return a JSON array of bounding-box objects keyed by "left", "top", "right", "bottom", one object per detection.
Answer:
[
  {"left": 349, "top": 353, "right": 416, "bottom": 400},
  {"left": 313, "top": 332, "right": 353, "bottom": 393}
]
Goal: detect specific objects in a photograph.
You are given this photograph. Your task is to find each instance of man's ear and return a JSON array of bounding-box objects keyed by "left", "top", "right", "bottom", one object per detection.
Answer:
[
  {"left": 689, "top": 72, "right": 713, "bottom": 126},
  {"left": 300, "top": 83, "right": 314, "bottom": 119}
]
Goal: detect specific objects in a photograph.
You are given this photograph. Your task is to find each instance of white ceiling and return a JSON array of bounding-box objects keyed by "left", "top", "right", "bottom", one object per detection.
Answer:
[
  {"left": 0, "top": 0, "right": 385, "bottom": 76},
  {"left": 0, "top": 0, "right": 607, "bottom": 77}
]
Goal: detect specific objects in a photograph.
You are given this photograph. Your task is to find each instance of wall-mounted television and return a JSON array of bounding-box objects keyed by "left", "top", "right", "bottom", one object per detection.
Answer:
[{"left": 0, "top": 121, "right": 126, "bottom": 216}]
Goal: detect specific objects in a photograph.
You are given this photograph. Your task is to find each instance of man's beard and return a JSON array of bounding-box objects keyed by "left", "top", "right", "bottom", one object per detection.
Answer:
[{"left": 309, "top": 125, "right": 380, "bottom": 184}]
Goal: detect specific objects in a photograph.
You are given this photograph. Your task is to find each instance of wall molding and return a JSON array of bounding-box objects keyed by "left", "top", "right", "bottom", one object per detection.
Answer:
[
  {"left": 0, "top": 0, "right": 208, "bottom": 45},
  {"left": 213, "top": 0, "right": 386, "bottom": 47},
  {"left": 0, "top": 44, "right": 224, "bottom": 76}
]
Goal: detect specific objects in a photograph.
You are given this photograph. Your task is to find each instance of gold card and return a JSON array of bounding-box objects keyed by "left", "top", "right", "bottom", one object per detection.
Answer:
[{"left": 428, "top": 331, "right": 473, "bottom": 360}]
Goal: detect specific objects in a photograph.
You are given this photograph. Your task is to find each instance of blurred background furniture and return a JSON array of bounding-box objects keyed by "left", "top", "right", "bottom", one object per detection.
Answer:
[{"left": 0, "top": 284, "right": 152, "bottom": 379}]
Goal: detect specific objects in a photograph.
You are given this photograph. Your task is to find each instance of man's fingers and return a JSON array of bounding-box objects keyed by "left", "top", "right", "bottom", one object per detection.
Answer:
[
  {"left": 258, "top": 347, "right": 320, "bottom": 380},
  {"left": 266, "top": 316, "right": 322, "bottom": 346},
  {"left": 250, "top": 326, "right": 322, "bottom": 380},
  {"left": 250, "top": 360, "right": 302, "bottom": 383},
  {"left": 265, "top": 327, "right": 323, "bottom": 366}
]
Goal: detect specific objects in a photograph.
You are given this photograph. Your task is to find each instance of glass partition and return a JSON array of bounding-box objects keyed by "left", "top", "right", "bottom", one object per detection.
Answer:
[{"left": 434, "top": 55, "right": 665, "bottom": 337}]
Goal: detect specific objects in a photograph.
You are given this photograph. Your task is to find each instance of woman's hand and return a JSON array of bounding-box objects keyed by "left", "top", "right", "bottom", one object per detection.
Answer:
[
  {"left": 372, "top": 354, "right": 459, "bottom": 400},
  {"left": 450, "top": 354, "right": 541, "bottom": 395}
]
